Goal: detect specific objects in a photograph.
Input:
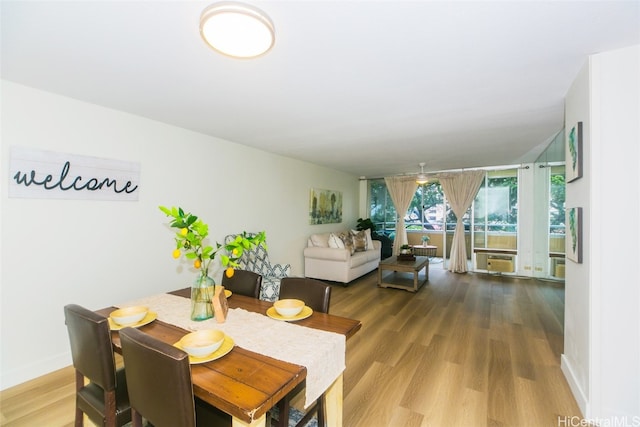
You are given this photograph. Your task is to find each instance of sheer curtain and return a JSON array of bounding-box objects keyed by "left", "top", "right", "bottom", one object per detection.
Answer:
[
  {"left": 384, "top": 176, "right": 418, "bottom": 255},
  {"left": 438, "top": 170, "right": 485, "bottom": 273}
]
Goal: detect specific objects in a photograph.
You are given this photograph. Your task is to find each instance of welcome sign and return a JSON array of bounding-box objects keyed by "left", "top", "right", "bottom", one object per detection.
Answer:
[{"left": 9, "top": 146, "right": 140, "bottom": 201}]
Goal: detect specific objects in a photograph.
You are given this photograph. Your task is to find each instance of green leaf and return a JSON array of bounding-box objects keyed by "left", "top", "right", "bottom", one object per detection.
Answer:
[
  {"left": 220, "top": 254, "right": 230, "bottom": 266},
  {"left": 185, "top": 252, "right": 196, "bottom": 259},
  {"left": 186, "top": 215, "right": 198, "bottom": 227},
  {"left": 202, "top": 246, "right": 213, "bottom": 258}
]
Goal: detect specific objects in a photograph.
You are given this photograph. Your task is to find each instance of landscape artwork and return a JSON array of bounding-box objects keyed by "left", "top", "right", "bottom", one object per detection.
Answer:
[
  {"left": 309, "top": 188, "right": 342, "bottom": 224},
  {"left": 566, "top": 122, "right": 583, "bottom": 182},
  {"left": 566, "top": 207, "right": 582, "bottom": 263}
]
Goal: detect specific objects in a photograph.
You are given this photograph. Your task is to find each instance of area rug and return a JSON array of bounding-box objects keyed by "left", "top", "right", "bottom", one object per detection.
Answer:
[{"left": 270, "top": 405, "right": 319, "bottom": 427}]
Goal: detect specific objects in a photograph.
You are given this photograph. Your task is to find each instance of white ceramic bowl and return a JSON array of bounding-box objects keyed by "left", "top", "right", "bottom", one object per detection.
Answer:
[
  {"left": 180, "top": 330, "right": 225, "bottom": 358},
  {"left": 110, "top": 306, "right": 148, "bottom": 326},
  {"left": 273, "top": 299, "right": 305, "bottom": 318}
]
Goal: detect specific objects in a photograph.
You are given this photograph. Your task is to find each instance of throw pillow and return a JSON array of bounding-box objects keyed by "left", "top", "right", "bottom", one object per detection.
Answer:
[
  {"left": 365, "top": 228, "right": 374, "bottom": 250},
  {"left": 352, "top": 228, "right": 374, "bottom": 250},
  {"left": 338, "top": 231, "right": 355, "bottom": 255},
  {"left": 328, "top": 232, "right": 345, "bottom": 249},
  {"left": 310, "top": 233, "right": 329, "bottom": 247},
  {"left": 351, "top": 230, "right": 367, "bottom": 252}
]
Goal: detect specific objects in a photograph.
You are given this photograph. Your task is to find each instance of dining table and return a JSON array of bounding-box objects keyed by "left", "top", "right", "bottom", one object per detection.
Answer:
[{"left": 96, "top": 287, "right": 361, "bottom": 427}]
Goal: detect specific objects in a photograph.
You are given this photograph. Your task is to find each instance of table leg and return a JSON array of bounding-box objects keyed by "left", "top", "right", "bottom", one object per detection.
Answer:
[
  {"left": 232, "top": 413, "right": 266, "bottom": 427},
  {"left": 325, "top": 374, "right": 344, "bottom": 427}
]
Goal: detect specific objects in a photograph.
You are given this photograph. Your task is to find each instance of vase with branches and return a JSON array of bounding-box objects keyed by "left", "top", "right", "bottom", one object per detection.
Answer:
[{"left": 159, "top": 206, "right": 266, "bottom": 320}]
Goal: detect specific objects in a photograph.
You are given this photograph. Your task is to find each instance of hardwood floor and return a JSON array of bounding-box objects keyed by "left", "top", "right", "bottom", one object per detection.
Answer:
[{"left": 0, "top": 267, "right": 581, "bottom": 426}]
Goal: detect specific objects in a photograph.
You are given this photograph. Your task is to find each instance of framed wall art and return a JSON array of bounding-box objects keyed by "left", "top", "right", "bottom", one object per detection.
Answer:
[
  {"left": 566, "top": 207, "right": 582, "bottom": 263},
  {"left": 566, "top": 122, "right": 583, "bottom": 182},
  {"left": 309, "top": 188, "right": 342, "bottom": 224}
]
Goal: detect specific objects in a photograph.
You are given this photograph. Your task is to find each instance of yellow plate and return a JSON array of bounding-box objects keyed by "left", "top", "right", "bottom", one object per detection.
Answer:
[
  {"left": 225, "top": 289, "right": 232, "bottom": 298},
  {"left": 174, "top": 334, "right": 235, "bottom": 364},
  {"left": 266, "top": 306, "right": 313, "bottom": 322},
  {"left": 109, "top": 311, "right": 157, "bottom": 331}
]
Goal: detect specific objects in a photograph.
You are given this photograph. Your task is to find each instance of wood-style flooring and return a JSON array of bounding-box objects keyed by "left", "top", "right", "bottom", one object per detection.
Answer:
[{"left": 1, "top": 267, "right": 581, "bottom": 426}]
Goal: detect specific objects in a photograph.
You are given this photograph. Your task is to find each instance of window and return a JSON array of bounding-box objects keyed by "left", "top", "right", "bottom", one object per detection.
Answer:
[
  {"left": 369, "top": 179, "right": 446, "bottom": 239},
  {"left": 369, "top": 179, "right": 396, "bottom": 236},
  {"left": 473, "top": 169, "right": 518, "bottom": 251},
  {"left": 408, "top": 182, "right": 445, "bottom": 231},
  {"left": 368, "top": 167, "right": 520, "bottom": 260},
  {"left": 549, "top": 165, "right": 566, "bottom": 254}
]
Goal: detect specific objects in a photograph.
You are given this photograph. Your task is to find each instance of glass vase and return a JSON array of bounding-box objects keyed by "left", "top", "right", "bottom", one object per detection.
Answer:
[{"left": 190, "top": 274, "right": 215, "bottom": 321}]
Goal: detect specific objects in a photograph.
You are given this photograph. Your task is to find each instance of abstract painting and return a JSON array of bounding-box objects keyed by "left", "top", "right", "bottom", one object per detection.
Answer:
[
  {"left": 566, "top": 122, "right": 583, "bottom": 183},
  {"left": 309, "top": 188, "right": 342, "bottom": 224},
  {"left": 566, "top": 207, "right": 582, "bottom": 263}
]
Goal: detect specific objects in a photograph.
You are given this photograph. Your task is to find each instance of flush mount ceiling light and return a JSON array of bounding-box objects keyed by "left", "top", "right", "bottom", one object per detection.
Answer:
[
  {"left": 416, "top": 162, "right": 429, "bottom": 185},
  {"left": 199, "top": 2, "right": 275, "bottom": 58}
]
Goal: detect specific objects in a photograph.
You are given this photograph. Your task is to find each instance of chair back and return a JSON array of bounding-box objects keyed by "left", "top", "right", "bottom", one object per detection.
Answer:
[
  {"left": 279, "top": 278, "right": 331, "bottom": 313},
  {"left": 119, "top": 327, "right": 196, "bottom": 427},
  {"left": 221, "top": 269, "right": 262, "bottom": 299},
  {"left": 64, "top": 304, "right": 131, "bottom": 427},
  {"left": 64, "top": 304, "right": 118, "bottom": 391},
  {"left": 272, "top": 279, "right": 331, "bottom": 427}
]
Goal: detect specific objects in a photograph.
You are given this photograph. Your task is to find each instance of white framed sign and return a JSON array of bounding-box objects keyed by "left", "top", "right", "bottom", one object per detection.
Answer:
[{"left": 9, "top": 146, "right": 140, "bottom": 201}]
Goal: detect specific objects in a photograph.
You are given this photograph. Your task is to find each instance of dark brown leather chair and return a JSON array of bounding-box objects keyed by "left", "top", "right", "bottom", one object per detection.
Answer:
[
  {"left": 221, "top": 269, "right": 262, "bottom": 299},
  {"left": 272, "top": 277, "right": 332, "bottom": 427},
  {"left": 119, "top": 327, "right": 231, "bottom": 427},
  {"left": 63, "top": 304, "right": 131, "bottom": 427},
  {"left": 279, "top": 277, "right": 331, "bottom": 313}
]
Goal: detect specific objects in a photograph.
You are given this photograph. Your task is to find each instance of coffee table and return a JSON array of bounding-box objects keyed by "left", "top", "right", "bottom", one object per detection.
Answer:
[{"left": 378, "top": 255, "right": 429, "bottom": 292}]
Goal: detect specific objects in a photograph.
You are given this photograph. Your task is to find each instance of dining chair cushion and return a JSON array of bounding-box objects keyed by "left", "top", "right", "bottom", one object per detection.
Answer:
[
  {"left": 64, "top": 304, "right": 131, "bottom": 427},
  {"left": 221, "top": 269, "right": 262, "bottom": 299}
]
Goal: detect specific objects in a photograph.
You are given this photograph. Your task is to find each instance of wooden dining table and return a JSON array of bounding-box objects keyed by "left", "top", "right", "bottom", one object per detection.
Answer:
[{"left": 97, "top": 287, "right": 361, "bottom": 427}]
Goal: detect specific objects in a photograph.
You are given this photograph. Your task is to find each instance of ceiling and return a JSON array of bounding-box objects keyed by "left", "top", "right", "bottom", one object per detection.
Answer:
[{"left": 2, "top": 1, "right": 639, "bottom": 179}]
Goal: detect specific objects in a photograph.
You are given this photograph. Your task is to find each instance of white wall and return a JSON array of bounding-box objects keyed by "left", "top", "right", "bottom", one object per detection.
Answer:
[
  {"left": 562, "top": 58, "right": 592, "bottom": 414},
  {"left": 562, "top": 45, "right": 640, "bottom": 420},
  {"left": 0, "top": 80, "right": 359, "bottom": 389}
]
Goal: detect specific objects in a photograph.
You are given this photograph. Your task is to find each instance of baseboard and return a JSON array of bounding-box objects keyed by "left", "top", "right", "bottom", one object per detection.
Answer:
[
  {"left": 561, "top": 354, "right": 589, "bottom": 418},
  {"left": 1, "top": 352, "right": 70, "bottom": 391}
]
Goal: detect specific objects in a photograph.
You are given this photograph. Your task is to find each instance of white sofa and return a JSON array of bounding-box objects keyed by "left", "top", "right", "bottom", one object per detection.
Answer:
[{"left": 303, "top": 230, "right": 381, "bottom": 284}]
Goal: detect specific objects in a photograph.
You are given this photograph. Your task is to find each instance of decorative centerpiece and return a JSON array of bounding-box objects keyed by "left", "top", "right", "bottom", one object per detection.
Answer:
[
  {"left": 398, "top": 244, "right": 416, "bottom": 261},
  {"left": 421, "top": 234, "right": 430, "bottom": 245},
  {"left": 159, "top": 206, "right": 265, "bottom": 321}
]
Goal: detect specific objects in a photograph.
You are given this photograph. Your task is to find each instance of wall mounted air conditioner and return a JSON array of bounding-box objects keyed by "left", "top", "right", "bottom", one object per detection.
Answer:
[
  {"left": 551, "top": 257, "right": 566, "bottom": 278},
  {"left": 487, "top": 257, "right": 515, "bottom": 273}
]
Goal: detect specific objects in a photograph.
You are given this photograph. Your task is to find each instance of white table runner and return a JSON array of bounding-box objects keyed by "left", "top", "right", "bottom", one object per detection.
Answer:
[{"left": 119, "top": 293, "right": 346, "bottom": 408}]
